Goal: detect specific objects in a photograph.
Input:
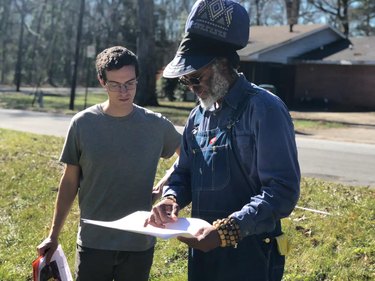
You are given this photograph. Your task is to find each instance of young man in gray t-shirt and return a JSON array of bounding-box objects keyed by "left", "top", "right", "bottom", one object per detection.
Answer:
[{"left": 37, "top": 46, "right": 181, "bottom": 281}]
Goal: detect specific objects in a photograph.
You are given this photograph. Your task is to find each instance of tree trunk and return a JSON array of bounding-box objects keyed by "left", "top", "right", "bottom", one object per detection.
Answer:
[
  {"left": 285, "top": 0, "right": 300, "bottom": 32},
  {"left": 136, "top": 0, "right": 158, "bottom": 106},
  {"left": 0, "top": 0, "right": 11, "bottom": 84},
  {"left": 255, "top": 0, "right": 261, "bottom": 25},
  {"left": 15, "top": 12, "right": 25, "bottom": 92},
  {"left": 70, "top": 0, "right": 85, "bottom": 110},
  {"left": 28, "top": 0, "right": 48, "bottom": 84},
  {"left": 341, "top": 0, "right": 350, "bottom": 37},
  {"left": 46, "top": 0, "right": 66, "bottom": 86}
]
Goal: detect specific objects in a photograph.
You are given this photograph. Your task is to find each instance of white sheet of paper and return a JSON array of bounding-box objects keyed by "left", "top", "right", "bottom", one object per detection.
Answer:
[{"left": 82, "top": 211, "right": 211, "bottom": 239}]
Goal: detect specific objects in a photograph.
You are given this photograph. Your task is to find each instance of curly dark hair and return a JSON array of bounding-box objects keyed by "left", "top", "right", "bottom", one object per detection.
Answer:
[{"left": 96, "top": 46, "right": 139, "bottom": 82}]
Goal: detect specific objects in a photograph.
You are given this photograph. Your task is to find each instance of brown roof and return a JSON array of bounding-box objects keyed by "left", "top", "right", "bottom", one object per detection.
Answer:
[
  {"left": 323, "top": 37, "right": 375, "bottom": 63},
  {"left": 238, "top": 24, "right": 329, "bottom": 57},
  {"left": 238, "top": 24, "right": 375, "bottom": 64}
]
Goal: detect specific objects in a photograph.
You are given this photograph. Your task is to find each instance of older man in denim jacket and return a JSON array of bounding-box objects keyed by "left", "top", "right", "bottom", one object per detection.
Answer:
[{"left": 146, "top": 1, "right": 300, "bottom": 280}]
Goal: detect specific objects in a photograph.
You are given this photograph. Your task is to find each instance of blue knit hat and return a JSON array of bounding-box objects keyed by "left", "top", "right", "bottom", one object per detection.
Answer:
[{"left": 163, "top": 0, "right": 250, "bottom": 78}]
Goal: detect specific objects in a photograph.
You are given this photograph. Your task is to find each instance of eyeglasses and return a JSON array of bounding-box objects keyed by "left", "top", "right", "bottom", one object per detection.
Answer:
[{"left": 106, "top": 79, "right": 138, "bottom": 92}]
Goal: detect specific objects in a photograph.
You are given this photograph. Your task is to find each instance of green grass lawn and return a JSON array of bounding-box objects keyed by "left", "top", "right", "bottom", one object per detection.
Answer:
[
  {"left": 0, "top": 91, "right": 108, "bottom": 115},
  {"left": 0, "top": 129, "right": 374, "bottom": 280}
]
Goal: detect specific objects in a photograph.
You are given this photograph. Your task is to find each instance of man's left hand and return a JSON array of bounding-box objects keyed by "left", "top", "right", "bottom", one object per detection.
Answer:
[{"left": 177, "top": 226, "right": 221, "bottom": 252}]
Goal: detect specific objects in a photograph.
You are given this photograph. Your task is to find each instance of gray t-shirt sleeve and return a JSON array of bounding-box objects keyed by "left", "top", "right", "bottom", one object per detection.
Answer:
[
  {"left": 60, "top": 118, "right": 80, "bottom": 165},
  {"left": 160, "top": 116, "right": 181, "bottom": 159}
]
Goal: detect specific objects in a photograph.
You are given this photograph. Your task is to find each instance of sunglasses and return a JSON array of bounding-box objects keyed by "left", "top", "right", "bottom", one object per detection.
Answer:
[
  {"left": 178, "top": 76, "right": 202, "bottom": 86},
  {"left": 178, "top": 61, "right": 214, "bottom": 86}
]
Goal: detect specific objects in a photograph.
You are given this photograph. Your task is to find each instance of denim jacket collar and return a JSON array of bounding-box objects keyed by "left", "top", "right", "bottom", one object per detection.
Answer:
[{"left": 223, "top": 73, "right": 249, "bottom": 111}]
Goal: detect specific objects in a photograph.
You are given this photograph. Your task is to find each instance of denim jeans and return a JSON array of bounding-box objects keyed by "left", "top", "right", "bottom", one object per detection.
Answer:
[{"left": 75, "top": 245, "right": 154, "bottom": 281}]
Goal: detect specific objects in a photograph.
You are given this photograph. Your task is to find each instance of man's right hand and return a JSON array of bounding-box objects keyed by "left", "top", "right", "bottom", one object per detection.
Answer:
[
  {"left": 145, "top": 197, "right": 179, "bottom": 228},
  {"left": 36, "top": 237, "right": 58, "bottom": 264}
]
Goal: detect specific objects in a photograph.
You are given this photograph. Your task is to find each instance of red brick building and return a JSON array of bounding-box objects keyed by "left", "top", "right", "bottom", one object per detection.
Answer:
[{"left": 238, "top": 24, "right": 375, "bottom": 110}]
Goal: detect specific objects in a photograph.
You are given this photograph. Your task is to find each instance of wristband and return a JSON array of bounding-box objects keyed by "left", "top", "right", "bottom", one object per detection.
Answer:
[{"left": 213, "top": 217, "right": 241, "bottom": 248}]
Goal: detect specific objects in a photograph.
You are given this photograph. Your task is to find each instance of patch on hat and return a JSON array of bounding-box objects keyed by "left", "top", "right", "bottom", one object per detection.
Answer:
[
  {"left": 185, "top": 0, "right": 249, "bottom": 49},
  {"left": 194, "top": 0, "right": 234, "bottom": 32}
]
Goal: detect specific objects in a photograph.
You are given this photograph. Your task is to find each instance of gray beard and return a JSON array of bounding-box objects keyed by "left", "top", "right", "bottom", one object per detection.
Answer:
[{"left": 199, "top": 68, "right": 230, "bottom": 110}]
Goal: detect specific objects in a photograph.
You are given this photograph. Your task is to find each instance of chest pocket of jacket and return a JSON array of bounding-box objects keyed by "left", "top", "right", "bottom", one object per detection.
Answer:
[{"left": 191, "top": 127, "right": 231, "bottom": 191}]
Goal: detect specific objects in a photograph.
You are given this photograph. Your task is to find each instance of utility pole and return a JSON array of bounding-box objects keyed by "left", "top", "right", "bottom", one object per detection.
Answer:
[{"left": 69, "top": 0, "right": 85, "bottom": 110}]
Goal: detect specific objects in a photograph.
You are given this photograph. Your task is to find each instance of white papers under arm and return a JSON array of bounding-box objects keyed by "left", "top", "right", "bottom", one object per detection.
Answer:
[{"left": 82, "top": 211, "right": 211, "bottom": 239}]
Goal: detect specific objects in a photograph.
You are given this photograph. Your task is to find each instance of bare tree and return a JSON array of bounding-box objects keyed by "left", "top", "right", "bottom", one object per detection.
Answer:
[
  {"left": 250, "top": 0, "right": 273, "bottom": 25},
  {"left": 0, "top": 0, "right": 13, "bottom": 83},
  {"left": 45, "top": 0, "right": 70, "bottom": 86},
  {"left": 25, "top": 0, "right": 48, "bottom": 84},
  {"left": 2, "top": 0, "right": 372, "bottom": 103},
  {"left": 14, "top": 0, "right": 32, "bottom": 91},
  {"left": 70, "top": 0, "right": 85, "bottom": 110},
  {"left": 136, "top": 0, "right": 158, "bottom": 106},
  {"left": 308, "top": 0, "right": 353, "bottom": 36},
  {"left": 351, "top": 0, "right": 375, "bottom": 36},
  {"left": 253, "top": 0, "right": 285, "bottom": 25}
]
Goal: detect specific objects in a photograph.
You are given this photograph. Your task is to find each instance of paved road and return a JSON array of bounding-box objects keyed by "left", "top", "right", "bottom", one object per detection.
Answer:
[
  {"left": 297, "top": 138, "right": 375, "bottom": 187},
  {"left": 0, "top": 109, "right": 73, "bottom": 137},
  {"left": 1, "top": 108, "right": 374, "bottom": 188}
]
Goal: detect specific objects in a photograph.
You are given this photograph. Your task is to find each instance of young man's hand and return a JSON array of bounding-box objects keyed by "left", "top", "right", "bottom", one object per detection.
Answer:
[
  {"left": 36, "top": 237, "right": 59, "bottom": 264},
  {"left": 144, "top": 197, "right": 179, "bottom": 228}
]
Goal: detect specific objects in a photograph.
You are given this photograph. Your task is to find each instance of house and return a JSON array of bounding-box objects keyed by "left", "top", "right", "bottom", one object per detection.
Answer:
[
  {"left": 294, "top": 37, "right": 375, "bottom": 110},
  {"left": 237, "top": 24, "right": 375, "bottom": 110}
]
